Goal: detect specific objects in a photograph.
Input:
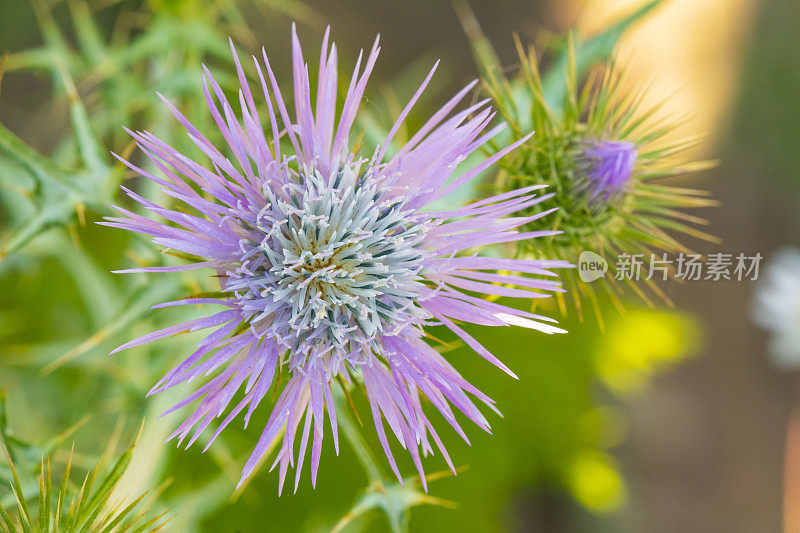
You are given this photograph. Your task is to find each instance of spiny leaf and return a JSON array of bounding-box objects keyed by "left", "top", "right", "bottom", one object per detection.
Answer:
[
  {"left": 0, "top": 124, "right": 71, "bottom": 189},
  {"left": 330, "top": 468, "right": 462, "bottom": 533},
  {"left": 0, "top": 420, "right": 165, "bottom": 532}
]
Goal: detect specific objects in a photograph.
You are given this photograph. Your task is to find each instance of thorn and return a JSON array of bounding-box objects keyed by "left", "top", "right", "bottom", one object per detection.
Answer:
[
  {"left": 1, "top": 181, "right": 34, "bottom": 198},
  {"left": 76, "top": 202, "right": 86, "bottom": 226},
  {"left": 67, "top": 224, "right": 81, "bottom": 250},
  {"left": 418, "top": 494, "right": 459, "bottom": 510},
  {"left": 121, "top": 139, "right": 136, "bottom": 160}
]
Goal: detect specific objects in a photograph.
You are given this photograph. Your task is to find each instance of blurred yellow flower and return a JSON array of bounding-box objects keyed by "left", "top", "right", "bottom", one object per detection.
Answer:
[
  {"left": 566, "top": 450, "right": 627, "bottom": 512},
  {"left": 595, "top": 309, "right": 702, "bottom": 393}
]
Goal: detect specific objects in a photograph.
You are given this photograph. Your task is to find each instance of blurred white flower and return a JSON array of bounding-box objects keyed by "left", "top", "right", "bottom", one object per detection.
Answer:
[{"left": 752, "top": 247, "right": 800, "bottom": 369}]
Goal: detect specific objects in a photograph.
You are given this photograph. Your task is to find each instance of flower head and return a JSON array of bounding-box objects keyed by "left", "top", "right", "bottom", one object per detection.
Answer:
[
  {"left": 105, "top": 26, "right": 569, "bottom": 492},
  {"left": 469, "top": 34, "right": 718, "bottom": 320},
  {"left": 233, "top": 164, "right": 431, "bottom": 362}
]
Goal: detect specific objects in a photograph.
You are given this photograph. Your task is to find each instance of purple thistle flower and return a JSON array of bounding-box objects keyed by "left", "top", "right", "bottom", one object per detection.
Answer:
[
  {"left": 105, "top": 25, "right": 569, "bottom": 493},
  {"left": 581, "top": 140, "right": 637, "bottom": 200}
]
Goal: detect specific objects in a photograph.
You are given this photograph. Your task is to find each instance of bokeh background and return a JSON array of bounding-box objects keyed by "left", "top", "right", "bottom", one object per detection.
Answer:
[{"left": 1, "top": 0, "right": 798, "bottom": 531}]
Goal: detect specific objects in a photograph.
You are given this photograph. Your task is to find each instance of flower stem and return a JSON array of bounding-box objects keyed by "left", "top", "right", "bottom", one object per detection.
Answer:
[{"left": 334, "top": 383, "right": 385, "bottom": 485}]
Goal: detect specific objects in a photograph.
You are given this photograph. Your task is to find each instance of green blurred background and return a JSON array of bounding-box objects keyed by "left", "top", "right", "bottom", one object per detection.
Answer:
[{"left": 0, "top": 0, "right": 798, "bottom": 531}]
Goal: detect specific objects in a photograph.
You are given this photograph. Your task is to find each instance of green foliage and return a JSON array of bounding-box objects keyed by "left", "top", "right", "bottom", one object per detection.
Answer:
[
  {"left": 0, "top": 0, "right": 313, "bottom": 261},
  {"left": 328, "top": 386, "right": 457, "bottom": 533},
  {"left": 0, "top": 70, "right": 117, "bottom": 260},
  {"left": 0, "top": 394, "right": 168, "bottom": 533}
]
